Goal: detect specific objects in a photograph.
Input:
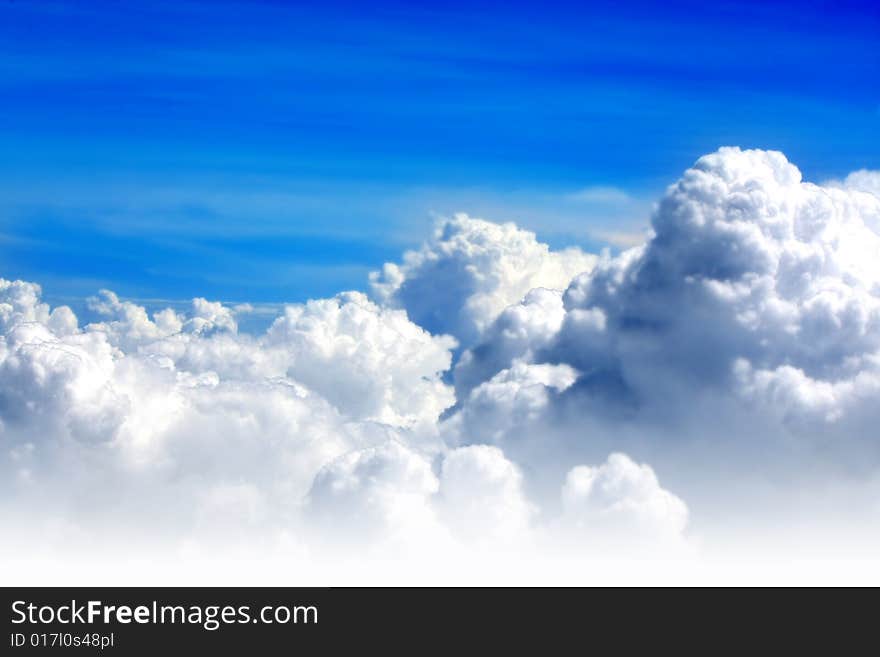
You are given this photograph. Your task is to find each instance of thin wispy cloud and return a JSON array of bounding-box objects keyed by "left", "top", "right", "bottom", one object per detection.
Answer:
[
  {"left": 565, "top": 185, "right": 632, "bottom": 204},
  {"left": 588, "top": 227, "right": 651, "bottom": 248}
]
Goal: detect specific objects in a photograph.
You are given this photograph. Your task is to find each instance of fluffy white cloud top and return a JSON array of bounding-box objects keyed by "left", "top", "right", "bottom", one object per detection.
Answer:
[
  {"left": 304, "top": 440, "right": 444, "bottom": 547},
  {"left": 449, "top": 151, "right": 880, "bottom": 467},
  {"left": 0, "top": 282, "right": 455, "bottom": 549},
  {"left": 550, "top": 150, "right": 880, "bottom": 442},
  {"left": 829, "top": 169, "right": 880, "bottom": 197},
  {"left": 369, "top": 213, "right": 596, "bottom": 347},
  {"left": 436, "top": 445, "right": 535, "bottom": 542},
  {"left": 560, "top": 453, "right": 688, "bottom": 544},
  {"left": 3, "top": 148, "right": 880, "bottom": 571}
]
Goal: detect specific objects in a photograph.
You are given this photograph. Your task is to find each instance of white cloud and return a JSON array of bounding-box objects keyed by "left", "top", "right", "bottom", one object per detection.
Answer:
[
  {"left": 0, "top": 320, "right": 125, "bottom": 447},
  {"left": 0, "top": 279, "right": 53, "bottom": 329},
  {"left": 443, "top": 148, "right": 880, "bottom": 537},
  {"left": 0, "top": 272, "right": 689, "bottom": 558},
  {"left": 0, "top": 282, "right": 454, "bottom": 552},
  {"left": 453, "top": 287, "right": 569, "bottom": 399},
  {"left": 436, "top": 445, "right": 535, "bottom": 542},
  {"left": 87, "top": 289, "right": 185, "bottom": 349},
  {"left": 528, "top": 148, "right": 880, "bottom": 449},
  {"left": 560, "top": 453, "right": 688, "bottom": 543},
  {"left": 264, "top": 292, "right": 456, "bottom": 429},
  {"left": 85, "top": 289, "right": 456, "bottom": 431},
  {"left": 827, "top": 169, "right": 880, "bottom": 198},
  {"left": 370, "top": 212, "right": 596, "bottom": 347},
  {"left": 449, "top": 360, "right": 577, "bottom": 448},
  {"left": 304, "top": 440, "right": 444, "bottom": 547}
]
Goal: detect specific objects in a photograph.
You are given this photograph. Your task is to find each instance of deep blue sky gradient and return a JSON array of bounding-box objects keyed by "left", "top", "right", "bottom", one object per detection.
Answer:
[{"left": 1, "top": 0, "right": 877, "bottom": 314}]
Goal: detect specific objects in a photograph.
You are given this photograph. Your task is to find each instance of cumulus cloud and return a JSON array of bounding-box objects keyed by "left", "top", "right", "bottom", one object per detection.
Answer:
[
  {"left": 444, "top": 147, "right": 880, "bottom": 530},
  {"left": 87, "top": 289, "right": 188, "bottom": 349},
  {"left": 264, "top": 292, "right": 455, "bottom": 429},
  {"left": 436, "top": 445, "right": 535, "bottom": 542},
  {"left": 828, "top": 169, "right": 880, "bottom": 198},
  {"left": 370, "top": 213, "right": 596, "bottom": 347},
  {"left": 449, "top": 360, "right": 577, "bottom": 449},
  {"left": 0, "top": 282, "right": 455, "bottom": 552},
  {"left": 523, "top": 148, "right": 880, "bottom": 456},
  {"left": 85, "top": 289, "right": 456, "bottom": 430},
  {"left": 453, "top": 287, "right": 569, "bottom": 399},
  {"left": 304, "top": 441, "right": 443, "bottom": 547},
  {"left": 560, "top": 453, "right": 688, "bottom": 545},
  {"left": 0, "top": 270, "right": 686, "bottom": 557}
]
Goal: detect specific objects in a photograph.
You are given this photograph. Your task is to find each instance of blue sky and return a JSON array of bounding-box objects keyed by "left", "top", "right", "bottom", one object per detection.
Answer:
[{"left": 1, "top": 0, "right": 877, "bottom": 314}]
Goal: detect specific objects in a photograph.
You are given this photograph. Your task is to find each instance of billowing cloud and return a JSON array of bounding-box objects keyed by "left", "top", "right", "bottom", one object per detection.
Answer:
[
  {"left": 0, "top": 272, "right": 685, "bottom": 557},
  {"left": 440, "top": 148, "right": 880, "bottom": 544},
  {"left": 0, "top": 282, "right": 454, "bottom": 551},
  {"left": 449, "top": 361, "right": 577, "bottom": 449},
  {"left": 829, "top": 169, "right": 880, "bottom": 198},
  {"left": 87, "top": 289, "right": 456, "bottom": 430},
  {"left": 453, "top": 287, "right": 569, "bottom": 399},
  {"left": 263, "top": 292, "right": 456, "bottom": 429},
  {"left": 304, "top": 440, "right": 444, "bottom": 547},
  {"left": 551, "top": 149, "right": 880, "bottom": 435},
  {"left": 560, "top": 453, "right": 688, "bottom": 545},
  {"left": 436, "top": 445, "right": 535, "bottom": 542},
  {"left": 449, "top": 149, "right": 880, "bottom": 465},
  {"left": 370, "top": 213, "right": 596, "bottom": 347}
]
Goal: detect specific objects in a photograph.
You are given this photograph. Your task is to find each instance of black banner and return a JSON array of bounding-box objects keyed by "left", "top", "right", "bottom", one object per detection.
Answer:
[{"left": 0, "top": 587, "right": 869, "bottom": 653}]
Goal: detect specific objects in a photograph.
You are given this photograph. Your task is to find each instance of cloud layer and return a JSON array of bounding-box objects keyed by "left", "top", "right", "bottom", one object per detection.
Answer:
[{"left": 2, "top": 147, "right": 880, "bottom": 570}]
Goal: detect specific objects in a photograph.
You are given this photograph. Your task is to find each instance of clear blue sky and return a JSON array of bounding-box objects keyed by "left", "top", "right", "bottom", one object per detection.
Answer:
[{"left": 1, "top": 0, "right": 877, "bottom": 311}]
